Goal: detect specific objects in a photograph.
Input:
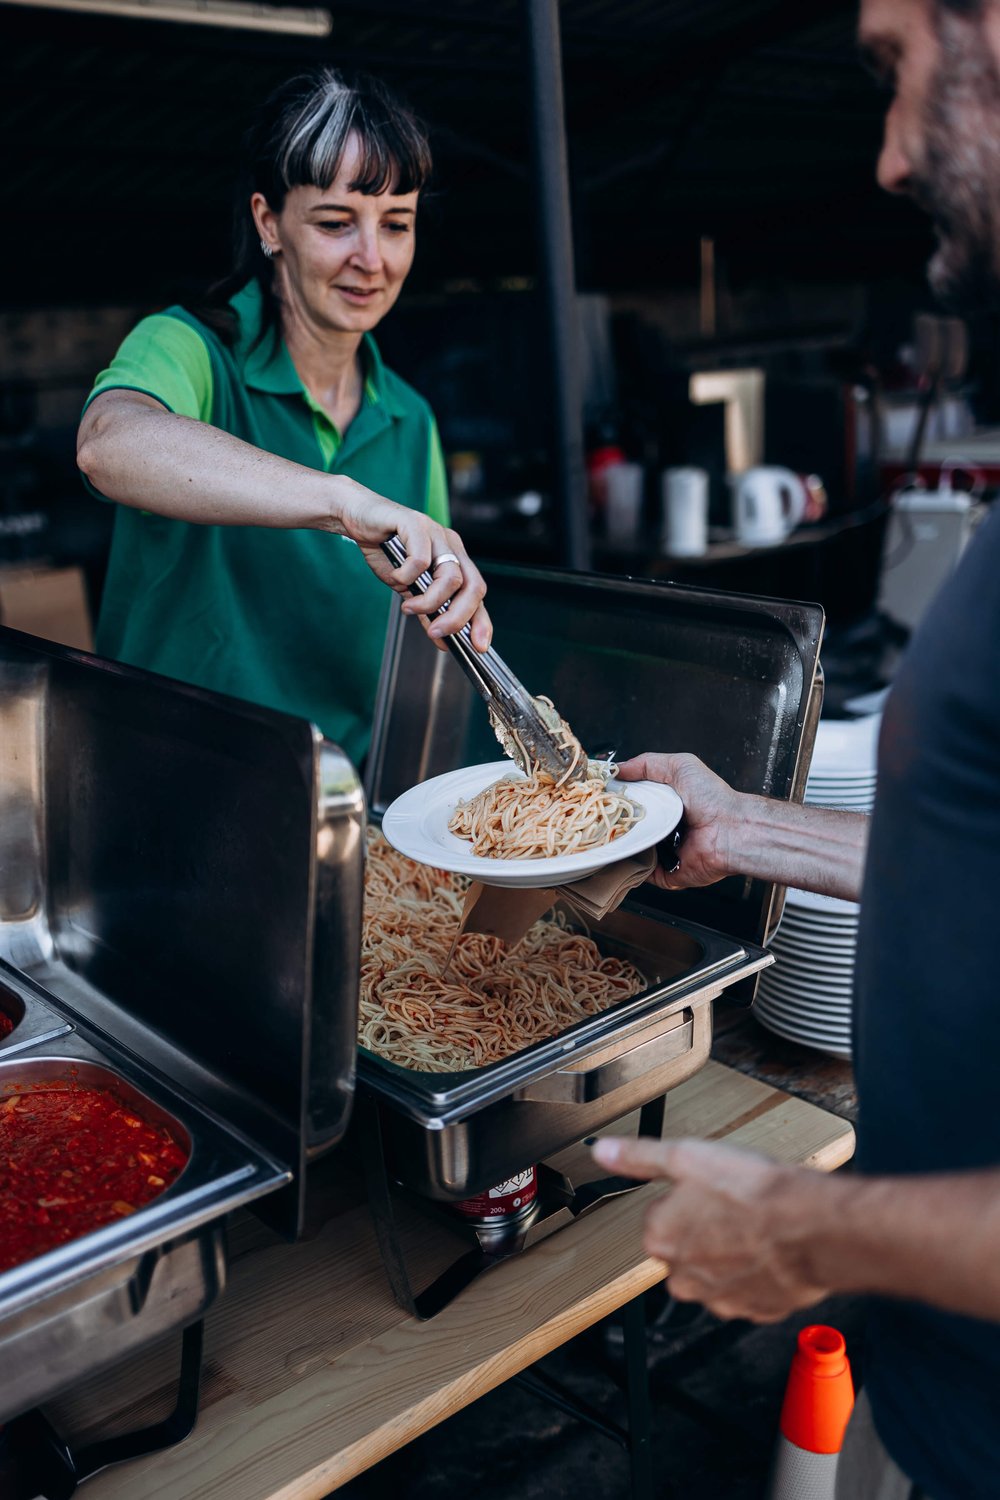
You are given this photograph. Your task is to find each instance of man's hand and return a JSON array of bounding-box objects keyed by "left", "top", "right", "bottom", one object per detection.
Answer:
[
  {"left": 617, "top": 752, "right": 868, "bottom": 901},
  {"left": 592, "top": 1135, "right": 834, "bottom": 1323},
  {"left": 616, "top": 753, "right": 744, "bottom": 890}
]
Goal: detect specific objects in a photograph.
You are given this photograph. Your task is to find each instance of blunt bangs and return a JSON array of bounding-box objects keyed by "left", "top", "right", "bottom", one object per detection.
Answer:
[{"left": 277, "top": 71, "right": 432, "bottom": 197}]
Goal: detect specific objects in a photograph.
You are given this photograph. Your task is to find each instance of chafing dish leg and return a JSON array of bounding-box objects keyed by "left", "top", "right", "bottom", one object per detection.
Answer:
[
  {"left": 358, "top": 1092, "right": 529, "bottom": 1321},
  {"left": 569, "top": 1096, "right": 667, "bottom": 1220},
  {"left": 0, "top": 1320, "right": 204, "bottom": 1498}
]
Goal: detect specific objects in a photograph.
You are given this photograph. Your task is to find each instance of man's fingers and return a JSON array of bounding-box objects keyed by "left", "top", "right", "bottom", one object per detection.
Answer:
[
  {"left": 593, "top": 1134, "right": 758, "bottom": 1184},
  {"left": 617, "top": 752, "right": 682, "bottom": 784},
  {"left": 592, "top": 1134, "right": 684, "bottom": 1181}
]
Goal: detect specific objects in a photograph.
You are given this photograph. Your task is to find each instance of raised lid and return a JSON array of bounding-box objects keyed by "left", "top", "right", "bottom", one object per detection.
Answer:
[
  {"left": 0, "top": 628, "right": 365, "bottom": 1236},
  {"left": 367, "top": 565, "right": 824, "bottom": 949}
]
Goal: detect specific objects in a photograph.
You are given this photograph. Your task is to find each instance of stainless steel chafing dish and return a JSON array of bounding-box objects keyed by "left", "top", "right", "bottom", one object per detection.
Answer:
[
  {"left": 0, "top": 1005, "right": 281, "bottom": 1423},
  {"left": 0, "top": 627, "right": 364, "bottom": 1444},
  {"left": 360, "top": 565, "right": 823, "bottom": 1205}
]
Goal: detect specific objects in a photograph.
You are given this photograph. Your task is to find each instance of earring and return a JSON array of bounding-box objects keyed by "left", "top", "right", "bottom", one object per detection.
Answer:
[{"left": 259, "top": 239, "right": 274, "bottom": 259}]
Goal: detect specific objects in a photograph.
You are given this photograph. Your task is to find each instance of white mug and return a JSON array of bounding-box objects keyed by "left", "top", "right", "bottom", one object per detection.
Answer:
[
  {"left": 732, "top": 466, "right": 808, "bottom": 546},
  {"left": 662, "top": 467, "right": 708, "bottom": 556}
]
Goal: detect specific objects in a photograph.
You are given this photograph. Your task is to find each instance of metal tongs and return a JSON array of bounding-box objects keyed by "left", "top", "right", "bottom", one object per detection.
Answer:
[{"left": 382, "top": 535, "right": 586, "bottom": 782}]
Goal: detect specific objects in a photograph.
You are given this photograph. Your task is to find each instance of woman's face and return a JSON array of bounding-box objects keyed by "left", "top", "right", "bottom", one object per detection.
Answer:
[{"left": 252, "top": 133, "right": 419, "bottom": 337}]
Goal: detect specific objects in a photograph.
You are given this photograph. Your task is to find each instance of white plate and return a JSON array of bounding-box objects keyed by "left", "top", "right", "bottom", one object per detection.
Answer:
[
  {"left": 803, "top": 780, "right": 875, "bottom": 792},
  {"left": 772, "top": 923, "right": 857, "bottom": 952},
  {"left": 810, "top": 715, "right": 881, "bottom": 770},
  {"left": 785, "top": 887, "right": 861, "bottom": 917},
  {"left": 779, "top": 912, "right": 863, "bottom": 936},
  {"left": 779, "top": 905, "right": 859, "bottom": 925},
  {"left": 762, "top": 959, "right": 855, "bottom": 989},
  {"left": 804, "top": 797, "right": 875, "bottom": 811},
  {"left": 777, "top": 927, "right": 859, "bottom": 951},
  {"left": 756, "top": 988, "right": 853, "bottom": 1024},
  {"left": 754, "top": 1010, "right": 852, "bottom": 1061},
  {"left": 805, "top": 801, "right": 875, "bottom": 810},
  {"left": 755, "top": 989, "right": 853, "bottom": 1027},
  {"left": 755, "top": 1005, "right": 853, "bottom": 1042},
  {"left": 761, "top": 970, "right": 854, "bottom": 1000},
  {"left": 771, "top": 954, "right": 856, "bottom": 983},
  {"left": 381, "top": 761, "right": 683, "bottom": 889},
  {"left": 772, "top": 927, "right": 857, "bottom": 957}
]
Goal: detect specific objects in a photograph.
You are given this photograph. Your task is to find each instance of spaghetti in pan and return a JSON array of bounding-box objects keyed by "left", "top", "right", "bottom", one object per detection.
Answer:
[{"left": 360, "top": 834, "right": 645, "bottom": 1073}]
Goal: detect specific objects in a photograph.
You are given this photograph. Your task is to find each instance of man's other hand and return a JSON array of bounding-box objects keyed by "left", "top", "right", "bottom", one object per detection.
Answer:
[{"left": 591, "top": 1134, "right": 834, "bottom": 1323}]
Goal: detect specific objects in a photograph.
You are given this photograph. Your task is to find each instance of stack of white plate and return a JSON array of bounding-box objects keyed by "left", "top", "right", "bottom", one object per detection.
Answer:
[
  {"left": 756, "top": 889, "right": 859, "bottom": 1060},
  {"left": 803, "top": 713, "right": 881, "bottom": 812},
  {"left": 755, "top": 713, "right": 881, "bottom": 1061}
]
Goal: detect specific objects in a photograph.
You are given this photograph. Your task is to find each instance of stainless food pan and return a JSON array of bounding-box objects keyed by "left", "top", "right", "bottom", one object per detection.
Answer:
[
  {"left": 0, "top": 1011, "right": 288, "bottom": 1424},
  {"left": 358, "top": 902, "right": 770, "bottom": 1199}
]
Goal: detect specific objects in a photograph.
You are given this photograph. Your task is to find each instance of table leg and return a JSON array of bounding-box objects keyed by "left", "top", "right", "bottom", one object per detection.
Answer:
[{"left": 621, "top": 1294, "right": 655, "bottom": 1500}]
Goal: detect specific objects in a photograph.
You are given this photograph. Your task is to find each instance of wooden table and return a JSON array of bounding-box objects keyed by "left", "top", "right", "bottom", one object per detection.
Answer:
[
  {"left": 45, "top": 1061, "right": 854, "bottom": 1500},
  {"left": 712, "top": 1004, "right": 858, "bottom": 1122}
]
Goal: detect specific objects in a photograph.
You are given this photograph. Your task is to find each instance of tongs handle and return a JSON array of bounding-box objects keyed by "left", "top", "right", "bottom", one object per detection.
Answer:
[
  {"left": 380, "top": 534, "right": 494, "bottom": 700},
  {"left": 380, "top": 536, "right": 581, "bottom": 780}
]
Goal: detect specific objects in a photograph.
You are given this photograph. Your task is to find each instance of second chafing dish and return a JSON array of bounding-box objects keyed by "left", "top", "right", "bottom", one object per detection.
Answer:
[
  {"left": 0, "top": 627, "right": 364, "bottom": 1433},
  {"left": 0, "top": 967, "right": 288, "bottom": 1425},
  {"left": 362, "top": 564, "right": 824, "bottom": 1203}
]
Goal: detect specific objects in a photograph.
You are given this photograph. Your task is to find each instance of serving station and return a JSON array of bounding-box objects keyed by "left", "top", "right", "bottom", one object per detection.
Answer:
[{"left": 0, "top": 562, "right": 836, "bottom": 1493}]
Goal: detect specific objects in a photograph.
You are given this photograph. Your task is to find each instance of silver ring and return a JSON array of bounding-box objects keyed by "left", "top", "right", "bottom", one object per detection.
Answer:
[{"left": 431, "top": 551, "right": 461, "bottom": 570}]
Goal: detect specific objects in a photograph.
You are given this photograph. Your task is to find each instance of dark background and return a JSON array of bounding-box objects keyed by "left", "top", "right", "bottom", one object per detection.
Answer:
[
  {"left": 4, "top": 0, "right": 927, "bottom": 302},
  {"left": 2, "top": 0, "right": 995, "bottom": 648}
]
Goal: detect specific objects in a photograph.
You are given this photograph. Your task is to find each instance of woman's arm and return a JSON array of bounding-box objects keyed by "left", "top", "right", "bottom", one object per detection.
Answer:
[
  {"left": 592, "top": 1134, "right": 1000, "bottom": 1326},
  {"left": 77, "top": 389, "right": 491, "bottom": 646},
  {"left": 617, "top": 751, "right": 869, "bottom": 902}
]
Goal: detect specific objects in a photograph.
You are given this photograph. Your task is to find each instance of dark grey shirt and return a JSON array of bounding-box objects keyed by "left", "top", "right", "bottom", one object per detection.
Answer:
[{"left": 853, "top": 504, "right": 1000, "bottom": 1500}]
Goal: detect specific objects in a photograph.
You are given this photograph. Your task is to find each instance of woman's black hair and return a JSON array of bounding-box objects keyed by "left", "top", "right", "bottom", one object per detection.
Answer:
[{"left": 199, "top": 68, "right": 432, "bottom": 347}]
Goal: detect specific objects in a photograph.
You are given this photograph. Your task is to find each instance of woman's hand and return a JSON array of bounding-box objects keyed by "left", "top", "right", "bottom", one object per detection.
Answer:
[
  {"left": 616, "top": 752, "right": 744, "bottom": 890},
  {"left": 331, "top": 477, "right": 492, "bottom": 652}
]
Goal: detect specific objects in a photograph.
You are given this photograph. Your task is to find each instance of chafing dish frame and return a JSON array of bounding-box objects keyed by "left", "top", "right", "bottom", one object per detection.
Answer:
[
  {"left": 0, "top": 986, "right": 289, "bottom": 1426},
  {"left": 361, "top": 565, "right": 823, "bottom": 1194}
]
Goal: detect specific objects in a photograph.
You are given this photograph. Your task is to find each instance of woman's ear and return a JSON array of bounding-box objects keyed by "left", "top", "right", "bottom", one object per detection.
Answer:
[{"left": 251, "top": 192, "right": 281, "bottom": 256}]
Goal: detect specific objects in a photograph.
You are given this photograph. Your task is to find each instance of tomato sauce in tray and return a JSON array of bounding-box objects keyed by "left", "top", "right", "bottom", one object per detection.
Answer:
[
  {"left": 0, "top": 1079, "right": 189, "bottom": 1274},
  {"left": 0, "top": 1010, "right": 14, "bottom": 1041}
]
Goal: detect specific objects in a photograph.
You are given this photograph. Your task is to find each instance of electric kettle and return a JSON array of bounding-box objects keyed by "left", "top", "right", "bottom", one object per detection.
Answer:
[{"left": 733, "top": 467, "right": 808, "bottom": 546}]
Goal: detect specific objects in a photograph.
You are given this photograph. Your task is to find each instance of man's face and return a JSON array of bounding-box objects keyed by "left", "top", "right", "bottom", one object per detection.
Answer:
[{"left": 860, "top": 0, "right": 1000, "bottom": 309}]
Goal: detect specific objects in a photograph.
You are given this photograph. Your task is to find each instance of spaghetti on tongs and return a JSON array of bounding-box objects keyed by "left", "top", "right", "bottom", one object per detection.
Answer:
[
  {"left": 381, "top": 536, "right": 641, "bottom": 862},
  {"left": 451, "top": 696, "right": 644, "bottom": 861},
  {"left": 382, "top": 534, "right": 585, "bottom": 783}
]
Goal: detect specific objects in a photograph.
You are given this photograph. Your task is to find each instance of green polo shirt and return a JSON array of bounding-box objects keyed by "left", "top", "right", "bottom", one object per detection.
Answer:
[{"left": 85, "top": 281, "right": 449, "bottom": 767}]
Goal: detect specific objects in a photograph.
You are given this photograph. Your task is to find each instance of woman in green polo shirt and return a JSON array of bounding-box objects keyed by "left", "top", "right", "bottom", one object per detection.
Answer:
[{"left": 77, "top": 69, "right": 490, "bottom": 769}]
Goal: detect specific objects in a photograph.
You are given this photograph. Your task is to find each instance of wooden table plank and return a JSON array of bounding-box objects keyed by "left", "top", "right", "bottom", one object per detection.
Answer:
[
  {"left": 47, "top": 1062, "right": 854, "bottom": 1500},
  {"left": 713, "top": 1004, "right": 858, "bottom": 1121}
]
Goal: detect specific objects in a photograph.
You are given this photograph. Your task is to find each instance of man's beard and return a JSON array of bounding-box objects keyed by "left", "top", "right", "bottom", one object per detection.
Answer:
[{"left": 915, "top": 12, "right": 1000, "bottom": 311}]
